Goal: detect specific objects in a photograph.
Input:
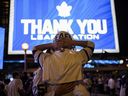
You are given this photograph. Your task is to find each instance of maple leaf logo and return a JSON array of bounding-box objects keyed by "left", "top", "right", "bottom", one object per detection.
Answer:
[{"left": 56, "top": 1, "right": 72, "bottom": 18}]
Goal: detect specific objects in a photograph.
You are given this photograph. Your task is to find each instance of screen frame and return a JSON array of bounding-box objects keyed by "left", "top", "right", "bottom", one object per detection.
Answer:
[{"left": 8, "top": 0, "right": 119, "bottom": 54}]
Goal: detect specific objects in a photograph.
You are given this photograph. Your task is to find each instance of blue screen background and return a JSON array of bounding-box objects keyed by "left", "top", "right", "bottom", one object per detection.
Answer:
[
  {"left": 0, "top": 28, "right": 5, "bottom": 69},
  {"left": 9, "top": 0, "right": 118, "bottom": 53}
]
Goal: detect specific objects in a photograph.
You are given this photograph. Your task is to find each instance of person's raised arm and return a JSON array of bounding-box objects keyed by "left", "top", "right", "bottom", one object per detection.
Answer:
[
  {"left": 71, "top": 40, "right": 95, "bottom": 51},
  {"left": 32, "top": 43, "right": 53, "bottom": 55},
  {"left": 32, "top": 40, "right": 66, "bottom": 54},
  {"left": 61, "top": 38, "right": 95, "bottom": 51},
  {"left": 33, "top": 43, "right": 54, "bottom": 51}
]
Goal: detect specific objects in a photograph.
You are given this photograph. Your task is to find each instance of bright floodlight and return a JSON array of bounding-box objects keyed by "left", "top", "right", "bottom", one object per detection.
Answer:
[{"left": 22, "top": 43, "right": 29, "bottom": 50}]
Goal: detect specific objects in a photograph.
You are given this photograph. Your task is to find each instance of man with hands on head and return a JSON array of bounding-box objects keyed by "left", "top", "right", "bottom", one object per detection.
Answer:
[{"left": 32, "top": 31, "right": 95, "bottom": 96}]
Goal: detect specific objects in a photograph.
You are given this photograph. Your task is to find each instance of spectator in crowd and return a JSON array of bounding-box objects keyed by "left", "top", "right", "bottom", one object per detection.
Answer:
[
  {"left": 120, "top": 74, "right": 127, "bottom": 96},
  {"left": 5, "top": 72, "right": 25, "bottom": 96},
  {"left": 24, "top": 72, "right": 34, "bottom": 96},
  {"left": 0, "top": 72, "right": 6, "bottom": 96},
  {"left": 32, "top": 31, "right": 95, "bottom": 96},
  {"left": 97, "top": 75, "right": 104, "bottom": 94},
  {"left": 32, "top": 67, "right": 43, "bottom": 96},
  {"left": 0, "top": 81, "right": 6, "bottom": 96},
  {"left": 21, "top": 72, "right": 29, "bottom": 88},
  {"left": 108, "top": 75, "right": 115, "bottom": 96},
  {"left": 115, "top": 76, "right": 121, "bottom": 95},
  {"left": 125, "top": 75, "right": 128, "bottom": 96}
]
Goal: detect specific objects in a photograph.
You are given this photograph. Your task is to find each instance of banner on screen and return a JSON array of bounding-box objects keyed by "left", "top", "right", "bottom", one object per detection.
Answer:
[
  {"left": 0, "top": 28, "right": 5, "bottom": 69},
  {"left": 8, "top": 0, "right": 119, "bottom": 54}
]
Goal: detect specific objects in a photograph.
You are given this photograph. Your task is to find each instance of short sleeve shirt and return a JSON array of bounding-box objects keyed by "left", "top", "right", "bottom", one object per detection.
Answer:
[
  {"left": 33, "top": 42, "right": 94, "bottom": 84},
  {"left": 6, "top": 79, "right": 23, "bottom": 96}
]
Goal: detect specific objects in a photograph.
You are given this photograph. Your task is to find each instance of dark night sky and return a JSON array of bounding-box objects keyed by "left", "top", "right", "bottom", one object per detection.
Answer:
[{"left": 114, "top": 0, "right": 128, "bottom": 57}]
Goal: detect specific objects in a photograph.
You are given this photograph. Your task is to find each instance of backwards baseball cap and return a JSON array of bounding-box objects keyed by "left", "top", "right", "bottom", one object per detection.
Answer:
[{"left": 54, "top": 31, "right": 73, "bottom": 42}]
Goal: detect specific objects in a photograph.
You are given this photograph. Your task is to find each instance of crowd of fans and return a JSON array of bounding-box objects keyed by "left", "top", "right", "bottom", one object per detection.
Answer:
[
  {"left": 83, "top": 71, "right": 128, "bottom": 96},
  {"left": 0, "top": 70, "right": 128, "bottom": 96}
]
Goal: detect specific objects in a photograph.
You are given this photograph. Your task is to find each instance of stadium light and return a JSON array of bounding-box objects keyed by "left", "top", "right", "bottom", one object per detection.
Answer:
[{"left": 22, "top": 43, "right": 29, "bottom": 72}]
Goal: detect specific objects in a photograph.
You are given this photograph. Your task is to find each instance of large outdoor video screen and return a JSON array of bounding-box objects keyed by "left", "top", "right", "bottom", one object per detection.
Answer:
[
  {"left": 0, "top": 27, "right": 5, "bottom": 69},
  {"left": 8, "top": 0, "right": 119, "bottom": 54}
]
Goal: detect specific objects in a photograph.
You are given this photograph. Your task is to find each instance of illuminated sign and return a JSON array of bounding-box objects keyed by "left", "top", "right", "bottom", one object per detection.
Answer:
[
  {"left": 0, "top": 27, "right": 5, "bottom": 69},
  {"left": 8, "top": 0, "right": 119, "bottom": 54}
]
